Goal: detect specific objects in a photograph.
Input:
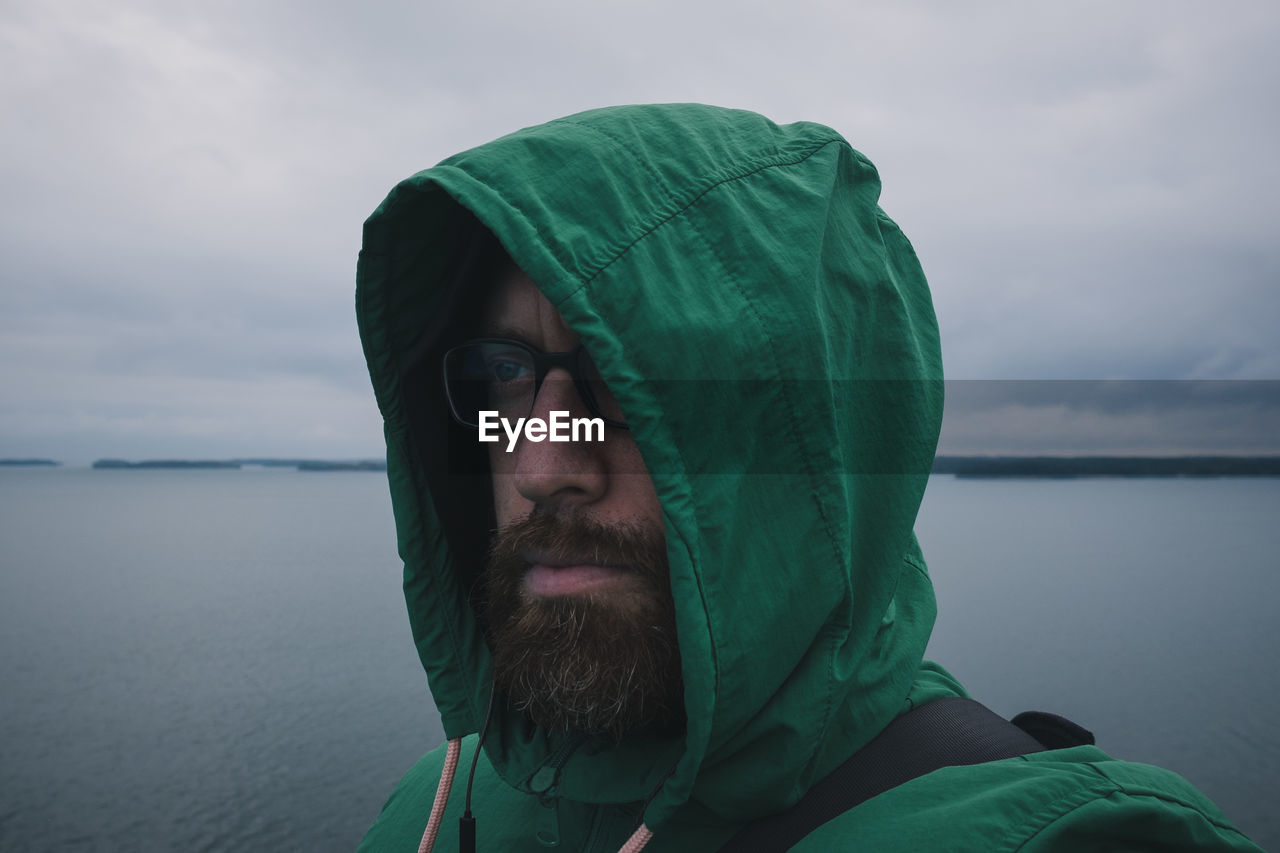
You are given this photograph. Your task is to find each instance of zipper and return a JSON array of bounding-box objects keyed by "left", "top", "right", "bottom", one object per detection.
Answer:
[
  {"left": 535, "top": 800, "right": 561, "bottom": 848},
  {"left": 527, "top": 732, "right": 585, "bottom": 798},
  {"left": 526, "top": 733, "right": 585, "bottom": 848},
  {"left": 580, "top": 804, "right": 609, "bottom": 852}
]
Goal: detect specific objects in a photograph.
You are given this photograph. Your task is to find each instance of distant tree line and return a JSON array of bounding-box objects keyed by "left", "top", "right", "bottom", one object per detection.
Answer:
[{"left": 92, "top": 459, "right": 240, "bottom": 469}]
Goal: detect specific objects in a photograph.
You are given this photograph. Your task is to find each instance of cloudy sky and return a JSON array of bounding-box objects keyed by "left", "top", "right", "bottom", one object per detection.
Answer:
[{"left": 2, "top": 1, "right": 1277, "bottom": 464}]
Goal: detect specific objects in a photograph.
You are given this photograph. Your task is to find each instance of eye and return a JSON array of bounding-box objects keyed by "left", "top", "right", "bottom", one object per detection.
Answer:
[
  {"left": 480, "top": 346, "right": 535, "bottom": 402},
  {"left": 486, "top": 356, "right": 532, "bottom": 381}
]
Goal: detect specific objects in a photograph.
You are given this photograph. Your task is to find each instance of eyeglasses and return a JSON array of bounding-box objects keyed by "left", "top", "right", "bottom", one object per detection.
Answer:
[{"left": 442, "top": 338, "right": 630, "bottom": 430}]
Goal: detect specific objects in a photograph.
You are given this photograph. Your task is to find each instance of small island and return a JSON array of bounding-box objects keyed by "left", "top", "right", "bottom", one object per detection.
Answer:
[
  {"left": 0, "top": 458, "right": 61, "bottom": 467},
  {"left": 93, "top": 459, "right": 241, "bottom": 469},
  {"left": 296, "top": 460, "right": 387, "bottom": 472}
]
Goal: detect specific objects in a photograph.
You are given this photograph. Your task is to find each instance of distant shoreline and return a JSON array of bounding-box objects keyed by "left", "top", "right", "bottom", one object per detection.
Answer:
[
  {"left": 931, "top": 455, "right": 1280, "bottom": 478},
  {"left": 23, "top": 455, "right": 1268, "bottom": 477},
  {"left": 89, "top": 458, "right": 388, "bottom": 472}
]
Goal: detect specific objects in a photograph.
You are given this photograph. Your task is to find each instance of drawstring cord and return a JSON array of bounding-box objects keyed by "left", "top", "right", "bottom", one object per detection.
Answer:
[
  {"left": 416, "top": 689, "right": 496, "bottom": 853},
  {"left": 417, "top": 738, "right": 461, "bottom": 853},
  {"left": 416, "top": 686, "right": 656, "bottom": 853},
  {"left": 458, "top": 689, "right": 496, "bottom": 853},
  {"left": 617, "top": 824, "right": 654, "bottom": 852},
  {"left": 615, "top": 760, "right": 670, "bottom": 853}
]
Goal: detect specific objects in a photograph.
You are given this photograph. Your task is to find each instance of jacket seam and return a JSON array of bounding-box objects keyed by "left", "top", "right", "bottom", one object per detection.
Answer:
[
  {"left": 446, "top": 136, "right": 846, "bottom": 303},
  {"left": 1000, "top": 782, "right": 1121, "bottom": 853},
  {"left": 560, "top": 137, "right": 847, "bottom": 299},
  {"left": 680, "top": 207, "right": 847, "bottom": 772},
  {"left": 902, "top": 555, "right": 928, "bottom": 578},
  {"left": 1002, "top": 784, "right": 1251, "bottom": 852},
  {"left": 665, "top": 440, "right": 717, "bottom": 825},
  {"left": 1084, "top": 764, "right": 1255, "bottom": 838},
  {"left": 558, "top": 119, "right": 680, "bottom": 207}
]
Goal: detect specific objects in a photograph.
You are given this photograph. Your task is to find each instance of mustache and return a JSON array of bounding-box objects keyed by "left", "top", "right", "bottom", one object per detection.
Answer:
[{"left": 487, "top": 510, "right": 668, "bottom": 582}]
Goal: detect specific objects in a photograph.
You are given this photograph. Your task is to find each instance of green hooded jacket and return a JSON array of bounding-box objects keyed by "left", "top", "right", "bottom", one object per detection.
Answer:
[{"left": 355, "top": 104, "right": 1260, "bottom": 852}]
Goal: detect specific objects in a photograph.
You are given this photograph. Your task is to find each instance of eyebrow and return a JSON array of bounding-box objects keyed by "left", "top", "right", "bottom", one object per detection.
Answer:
[{"left": 476, "top": 325, "right": 535, "bottom": 344}]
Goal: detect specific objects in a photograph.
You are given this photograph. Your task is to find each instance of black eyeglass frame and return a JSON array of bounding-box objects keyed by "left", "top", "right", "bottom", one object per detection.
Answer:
[{"left": 442, "top": 337, "right": 630, "bottom": 431}]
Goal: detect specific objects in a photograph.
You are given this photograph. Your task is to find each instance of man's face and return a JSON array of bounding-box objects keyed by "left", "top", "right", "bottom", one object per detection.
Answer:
[{"left": 481, "top": 266, "right": 683, "bottom": 737}]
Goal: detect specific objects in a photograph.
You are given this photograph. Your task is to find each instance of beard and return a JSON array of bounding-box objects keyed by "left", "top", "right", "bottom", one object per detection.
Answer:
[{"left": 484, "top": 510, "right": 684, "bottom": 739}]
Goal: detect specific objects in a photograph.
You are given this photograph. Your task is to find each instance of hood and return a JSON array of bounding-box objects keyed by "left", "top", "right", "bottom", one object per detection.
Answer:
[{"left": 356, "top": 103, "right": 944, "bottom": 832}]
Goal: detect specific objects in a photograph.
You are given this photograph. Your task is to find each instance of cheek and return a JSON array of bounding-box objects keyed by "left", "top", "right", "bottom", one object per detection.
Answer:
[
  {"left": 489, "top": 446, "right": 524, "bottom": 528},
  {"left": 491, "top": 477, "right": 521, "bottom": 528},
  {"left": 607, "top": 442, "right": 665, "bottom": 526},
  {"left": 614, "top": 474, "right": 663, "bottom": 523}
]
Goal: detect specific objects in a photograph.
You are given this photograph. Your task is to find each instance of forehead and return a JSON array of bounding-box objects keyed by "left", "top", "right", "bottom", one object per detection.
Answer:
[{"left": 482, "top": 265, "right": 578, "bottom": 347}]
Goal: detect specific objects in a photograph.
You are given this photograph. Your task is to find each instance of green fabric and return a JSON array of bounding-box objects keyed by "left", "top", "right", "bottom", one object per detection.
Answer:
[
  {"left": 798, "top": 748, "right": 1258, "bottom": 852},
  {"left": 354, "top": 104, "right": 1259, "bottom": 851}
]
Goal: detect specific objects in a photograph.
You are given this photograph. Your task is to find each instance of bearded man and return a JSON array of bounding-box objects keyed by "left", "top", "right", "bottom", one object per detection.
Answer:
[{"left": 355, "top": 104, "right": 1259, "bottom": 852}]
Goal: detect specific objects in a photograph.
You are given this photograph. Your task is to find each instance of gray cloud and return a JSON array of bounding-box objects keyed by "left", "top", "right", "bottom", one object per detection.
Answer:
[
  {"left": 939, "top": 381, "right": 1280, "bottom": 455},
  {"left": 2, "top": 0, "right": 1278, "bottom": 463}
]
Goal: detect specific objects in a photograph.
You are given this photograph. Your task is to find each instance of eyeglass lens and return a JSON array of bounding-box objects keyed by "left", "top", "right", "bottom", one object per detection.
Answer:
[{"left": 444, "top": 341, "right": 624, "bottom": 427}]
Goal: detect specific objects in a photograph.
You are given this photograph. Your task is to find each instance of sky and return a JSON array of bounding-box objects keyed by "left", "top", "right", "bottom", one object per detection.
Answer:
[{"left": 2, "top": 0, "right": 1278, "bottom": 465}]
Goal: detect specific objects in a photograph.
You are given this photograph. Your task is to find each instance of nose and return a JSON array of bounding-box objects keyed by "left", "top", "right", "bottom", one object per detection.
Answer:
[{"left": 509, "top": 369, "right": 608, "bottom": 509}]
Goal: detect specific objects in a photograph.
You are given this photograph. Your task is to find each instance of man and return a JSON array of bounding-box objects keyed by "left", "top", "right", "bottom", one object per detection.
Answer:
[{"left": 355, "top": 104, "right": 1259, "bottom": 851}]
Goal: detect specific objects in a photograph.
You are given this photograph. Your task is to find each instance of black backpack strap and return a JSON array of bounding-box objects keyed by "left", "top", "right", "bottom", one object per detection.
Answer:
[
  {"left": 716, "top": 697, "right": 1047, "bottom": 853},
  {"left": 1011, "top": 710, "right": 1095, "bottom": 750}
]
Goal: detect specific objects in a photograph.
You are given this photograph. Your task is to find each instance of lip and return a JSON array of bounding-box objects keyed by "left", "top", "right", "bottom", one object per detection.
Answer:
[{"left": 522, "top": 551, "right": 630, "bottom": 597}]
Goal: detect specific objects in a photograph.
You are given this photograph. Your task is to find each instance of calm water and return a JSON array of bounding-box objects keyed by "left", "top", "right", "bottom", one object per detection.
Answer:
[{"left": 1, "top": 468, "right": 1275, "bottom": 850}]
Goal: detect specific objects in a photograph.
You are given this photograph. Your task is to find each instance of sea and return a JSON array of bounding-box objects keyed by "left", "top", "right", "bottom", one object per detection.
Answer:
[{"left": 1, "top": 467, "right": 1276, "bottom": 851}]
